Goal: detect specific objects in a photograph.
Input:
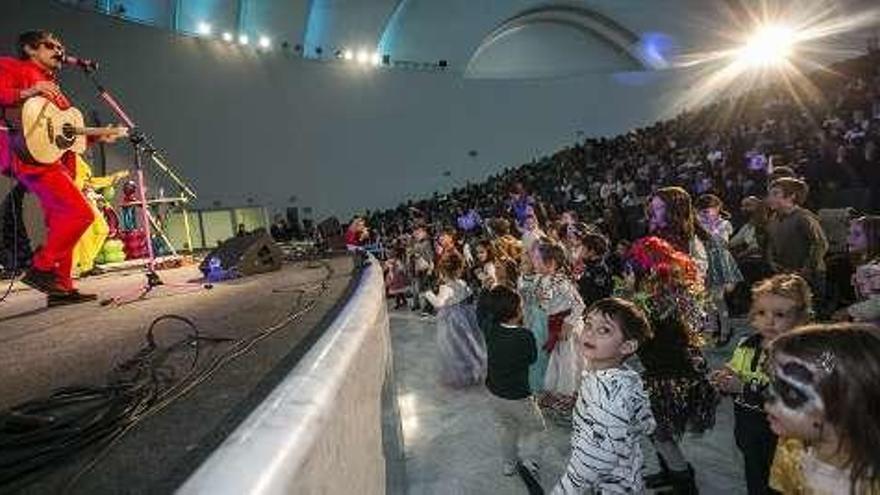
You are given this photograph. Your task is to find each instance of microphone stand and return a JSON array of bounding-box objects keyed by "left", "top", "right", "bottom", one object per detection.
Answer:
[{"left": 79, "top": 65, "right": 198, "bottom": 299}]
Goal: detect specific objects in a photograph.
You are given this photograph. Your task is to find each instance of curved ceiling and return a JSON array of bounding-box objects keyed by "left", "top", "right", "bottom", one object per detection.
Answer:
[{"left": 76, "top": 0, "right": 878, "bottom": 79}]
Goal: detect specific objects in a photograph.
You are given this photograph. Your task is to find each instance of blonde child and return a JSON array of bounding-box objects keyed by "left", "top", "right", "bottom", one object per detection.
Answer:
[{"left": 711, "top": 274, "right": 812, "bottom": 495}]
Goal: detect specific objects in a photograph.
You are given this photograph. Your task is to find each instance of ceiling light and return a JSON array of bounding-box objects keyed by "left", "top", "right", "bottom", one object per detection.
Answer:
[
  {"left": 197, "top": 22, "right": 212, "bottom": 36},
  {"left": 737, "top": 24, "right": 797, "bottom": 67}
]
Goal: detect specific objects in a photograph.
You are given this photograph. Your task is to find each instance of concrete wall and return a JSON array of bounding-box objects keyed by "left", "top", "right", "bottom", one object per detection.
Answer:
[
  {"left": 177, "top": 255, "right": 391, "bottom": 494},
  {"left": 2, "top": 0, "right": 683, "bottom": 218}
]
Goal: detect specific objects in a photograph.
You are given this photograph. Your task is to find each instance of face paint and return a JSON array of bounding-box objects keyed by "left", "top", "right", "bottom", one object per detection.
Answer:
[
  {"left": 764, "top": 352, "right": 833, "bottom": 439},
  {"left": 766, "top": 357, "right": 826, "bottom": 411}
]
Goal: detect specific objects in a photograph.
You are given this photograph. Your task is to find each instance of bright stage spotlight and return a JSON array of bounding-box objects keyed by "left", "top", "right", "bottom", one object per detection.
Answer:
[
  {"left": 197, "top": 22, "right": 212, "bottom": 36},
  {"left": 259, "top": 36, "right": 271, "bottom": 49},
  {"left": 356, "top": 50, "right": 369, "bottom": 64},
  {"left": 737, "top": 24, "right": 797, "bottom": 67},
  {"left": 343, "top": 49, "right": 354, "bottom": 61},
  {"left": 222, "top": 32, "right": 233, "bottom": 42},
  {"left": 238, "top": 34, "right": 250, "bottom": 45}
]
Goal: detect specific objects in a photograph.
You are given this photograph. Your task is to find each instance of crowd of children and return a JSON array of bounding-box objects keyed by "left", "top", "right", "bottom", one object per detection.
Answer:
[{"left": 375, "top": 194, "right": 880, "bottom": 493}]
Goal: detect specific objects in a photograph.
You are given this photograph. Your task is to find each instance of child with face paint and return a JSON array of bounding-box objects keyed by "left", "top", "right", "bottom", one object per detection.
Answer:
[
  {"left": 551, "top": 298, "right": 656, "bottom": 494},
  {"left": 767, "top": 323, "right": 880, "bottom": 494},
  {"left": 710, "top": 274, "right": 813, "bottom": 495}
]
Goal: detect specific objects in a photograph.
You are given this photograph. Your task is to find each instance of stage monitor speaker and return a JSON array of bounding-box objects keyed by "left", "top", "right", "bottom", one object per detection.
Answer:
[{"left": 199, "top": 228, "right": 283, "bottom": 278}]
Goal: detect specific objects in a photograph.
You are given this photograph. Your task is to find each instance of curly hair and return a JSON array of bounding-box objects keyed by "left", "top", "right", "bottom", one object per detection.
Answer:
[
  {"left": 437, "top": 250, "right": 465, "bottom": 280},
  {"left": 749, "top": 273, "right": 813, "bottom": 324}
]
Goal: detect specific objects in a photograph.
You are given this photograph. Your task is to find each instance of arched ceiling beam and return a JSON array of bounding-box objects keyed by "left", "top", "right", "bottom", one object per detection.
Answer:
[{"left": 467, "top": 4, "right": 668, "bottom": 75}]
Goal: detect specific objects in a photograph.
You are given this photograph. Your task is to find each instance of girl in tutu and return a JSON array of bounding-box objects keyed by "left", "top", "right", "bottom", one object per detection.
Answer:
[
  {"left": 518, "top": 246, "right": 550, "bottom": 395},
  {"left": 423, "top": 251, "right": 487, "bottom": 388},
  {"left": 525, "top": 241, "right": 585, "bottom": 422}
]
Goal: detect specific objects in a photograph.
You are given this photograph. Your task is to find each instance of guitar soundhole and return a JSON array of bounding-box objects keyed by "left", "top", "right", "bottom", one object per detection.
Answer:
[{"left": 56, "top": 123, "right": 76, "bottom": 149}]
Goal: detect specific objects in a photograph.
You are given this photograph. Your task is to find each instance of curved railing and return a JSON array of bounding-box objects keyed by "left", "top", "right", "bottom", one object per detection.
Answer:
[{"left": 177, "top": 255, "right": 391, "bottom": 495}]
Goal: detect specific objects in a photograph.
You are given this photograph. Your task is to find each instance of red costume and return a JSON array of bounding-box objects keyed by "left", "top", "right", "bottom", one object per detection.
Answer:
[{"left": 0, "top": 57, "right": 94, "bottom": 291}]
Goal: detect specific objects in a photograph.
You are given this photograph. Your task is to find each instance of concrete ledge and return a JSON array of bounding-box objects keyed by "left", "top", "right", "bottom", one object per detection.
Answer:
[{"left": 177, "top": 256, "right": 391, "bottom": 495}]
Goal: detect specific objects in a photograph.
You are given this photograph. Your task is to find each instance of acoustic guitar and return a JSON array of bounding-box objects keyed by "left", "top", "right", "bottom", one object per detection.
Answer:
[{"left": 11, "top": 96, "right": 128, "bottom": 165}]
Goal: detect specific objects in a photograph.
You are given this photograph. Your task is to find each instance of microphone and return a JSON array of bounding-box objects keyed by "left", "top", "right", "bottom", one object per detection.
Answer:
[{"left": 59, "top": 54, "right": 99, "bottom": 71}]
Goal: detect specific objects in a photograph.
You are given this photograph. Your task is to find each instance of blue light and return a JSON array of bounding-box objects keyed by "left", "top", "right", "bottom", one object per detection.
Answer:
[{"left": 638, "top": 32, "right": 677, "bottom": 69}]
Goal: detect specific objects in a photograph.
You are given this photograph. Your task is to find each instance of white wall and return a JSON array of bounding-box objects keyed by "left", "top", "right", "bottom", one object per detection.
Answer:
[
  {"left": 4, "top": 0, "right": 686, "bottom": 218},
  {"left": 178, "top": 255, "right": 391, "bottom": 495}
]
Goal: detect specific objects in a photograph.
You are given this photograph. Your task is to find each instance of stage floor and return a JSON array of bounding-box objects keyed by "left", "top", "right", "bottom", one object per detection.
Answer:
[{"left": 0, "top": 255, "right": 356, "bottom": 494}]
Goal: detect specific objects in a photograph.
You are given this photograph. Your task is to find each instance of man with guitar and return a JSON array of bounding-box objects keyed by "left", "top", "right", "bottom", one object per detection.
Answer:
[{"left": 0, "top": 30, "right": 122, "bottom": 306}]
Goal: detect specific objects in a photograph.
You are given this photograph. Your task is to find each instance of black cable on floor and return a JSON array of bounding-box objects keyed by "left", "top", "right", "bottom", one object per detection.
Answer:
[{"left": 0, "top": 259, "right": 336, "bottom": 492}]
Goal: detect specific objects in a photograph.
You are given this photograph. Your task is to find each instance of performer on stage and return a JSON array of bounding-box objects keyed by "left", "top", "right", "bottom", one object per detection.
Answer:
[
  {"left": 71, "top": 155, "right": 128, "bottom": 277},
  {"left": 0, "top": 30, "right": 121, "bottom": 305}
]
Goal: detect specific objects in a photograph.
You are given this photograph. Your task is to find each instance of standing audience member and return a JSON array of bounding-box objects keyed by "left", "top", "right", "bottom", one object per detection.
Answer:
[
  {"left": 552, "top": 298, "right": 656, "bottom": 494},
  {"left": 526, "top": 242, "right": 586, "bottom": 421},
  {"left": 519, "top": 247, "right": 550, "bottom": 395},
  {"left": 697, "top": 194, "right": 734, "bottom": 243},
  {"left": 473, "top": 240, "right": 498, "bottom": 290},
  {"left": 575, "top": 230, "right": 613, "bottom": 308},
  {"left": 410, "top": 225, "right": 435, "bottom": 315},
  {"left": 765, "top": 178, "right": 829, "bottom": 305},
  {"left": 768, "top": 324, "right": 880, "bottom": 494},
  {"left": 711, "top": 274, "right": 812, "bottom": 495},
  {"left": 481, "top": 285, "right": 545, "bottom": 478},
  {"left": 616, "top": 236, "right": 717, "bottom": 493},
  {"left": 423, "top": 251, "right": 487, "bottom": 388}
]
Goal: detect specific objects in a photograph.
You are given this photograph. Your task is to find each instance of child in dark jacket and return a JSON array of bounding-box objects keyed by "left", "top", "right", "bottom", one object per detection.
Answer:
[{"left": 481, "top": 285, "right": 546, "bottom": 478}]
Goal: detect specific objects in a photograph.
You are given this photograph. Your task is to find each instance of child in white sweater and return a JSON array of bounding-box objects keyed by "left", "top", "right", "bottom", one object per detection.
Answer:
[{"left": 552, "top": 298, "right": 656, "bottom": 494}]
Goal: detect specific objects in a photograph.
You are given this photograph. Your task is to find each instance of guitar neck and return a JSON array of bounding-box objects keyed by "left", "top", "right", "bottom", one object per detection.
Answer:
[
  {"left": 73, "top": 126, "right": 129, "bottom": 139},
  {"left": 75, "top": 127, "right": 119, "bottom": 136}
]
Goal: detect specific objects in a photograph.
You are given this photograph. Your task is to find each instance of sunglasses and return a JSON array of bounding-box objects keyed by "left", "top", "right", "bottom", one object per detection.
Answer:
[{"left": 39, "top": 40, "right": 65, "bottom": 52}]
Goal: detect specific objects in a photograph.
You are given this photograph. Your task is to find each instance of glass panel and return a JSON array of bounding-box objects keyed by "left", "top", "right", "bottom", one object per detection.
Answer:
[
  {"left": 164, "top": 210, "right": 203, "bottom": 251},
  {"left": 201, "top": 210, "right": 235, "bottom": 248},
  {"left": 233, "top": 207, "right": 268, "bottom": 233}
]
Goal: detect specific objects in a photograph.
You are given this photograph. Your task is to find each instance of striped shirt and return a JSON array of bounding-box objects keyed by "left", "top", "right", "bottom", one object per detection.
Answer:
[{"left": 552, "top": 367, "right": 656, "bottom": 494}]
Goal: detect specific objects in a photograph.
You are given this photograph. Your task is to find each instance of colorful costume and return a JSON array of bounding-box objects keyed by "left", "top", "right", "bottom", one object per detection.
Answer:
[
  {"left": 71, "top": 155, "right": 118, "bottom": 276},
  {"left": 727, "top": 334, "right": 778, "bottom": 495},
  {"left": 615, "top": 236, "right": 718, "bottom": 439},
  {"left": 424, "top": 278, "right": 487, "bottom": 388},
  {"left": 0, "top": 57, "right": 94, "bottom": 291},
  {"left": 519, "top": 274, "right": 550, "bottom": 393}
]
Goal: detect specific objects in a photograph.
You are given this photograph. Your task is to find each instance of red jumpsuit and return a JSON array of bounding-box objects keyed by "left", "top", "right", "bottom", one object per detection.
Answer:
[{"left": 0, "top": 57, "right": 94, "bottom": 291}]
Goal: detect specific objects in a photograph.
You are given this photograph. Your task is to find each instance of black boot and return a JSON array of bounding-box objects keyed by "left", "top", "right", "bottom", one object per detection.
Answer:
[{"left": 644, "top": 453, "right": 672, "bottom": 489}]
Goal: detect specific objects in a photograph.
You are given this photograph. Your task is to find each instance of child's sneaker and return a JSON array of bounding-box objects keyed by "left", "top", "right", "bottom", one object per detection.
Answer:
[
  {"left": 502, "top": 461, "right": 517, "bottom": 476},
  {"left": 520, "top": 459, "right": 540, "bottom": 478}
]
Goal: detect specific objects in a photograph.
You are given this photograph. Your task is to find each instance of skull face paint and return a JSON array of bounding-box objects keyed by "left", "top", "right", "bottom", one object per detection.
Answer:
[{"left": 764, "top": 353, "right": 829, "bottom": 440}]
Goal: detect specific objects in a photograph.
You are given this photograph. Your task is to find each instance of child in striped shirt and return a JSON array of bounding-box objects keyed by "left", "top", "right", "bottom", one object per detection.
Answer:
[{"left": 552, "top": 298, "right": 656, "bottom": 494}]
